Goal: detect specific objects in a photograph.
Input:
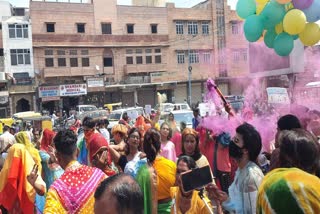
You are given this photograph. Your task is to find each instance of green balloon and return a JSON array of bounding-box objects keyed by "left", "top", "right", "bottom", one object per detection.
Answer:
[
  {"left": 244, "top": 15, "right": 264, "bottom": 42},
  {"left": 261, "top": 1, "right": 285, "bottom": 29},
  {"left": 292, "top": 34, "right": 299, "bottom": 40},
  {"left": 274, "top": 33, "right": 294, "bottom": 56},
  {"left": 236, "top": 0, "right": 256, "bottom": 19},
  {"left": 264, "top": 29, "right": 277, "bottom": 48}
]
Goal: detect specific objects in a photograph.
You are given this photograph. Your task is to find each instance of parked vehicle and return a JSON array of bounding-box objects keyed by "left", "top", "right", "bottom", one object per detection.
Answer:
[
  {"left": 75, "top": 105, "right": 98, "bottom": 116},
  {"left": 104, "top": 102, "right": 122, "bottom": 112},
  {"left": 107, "top": 107, "right": 144, "bottom": 130},
  {"left": 155, "top": 103, "right": 191, "bottom": 113},
  {"left": 159, "top": 110, "right": 193, "bottom": 131}
]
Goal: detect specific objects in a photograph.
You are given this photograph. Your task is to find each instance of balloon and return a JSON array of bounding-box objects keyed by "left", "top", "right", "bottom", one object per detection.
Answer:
[
  {"left": 299, "top": 22, "right": 320, "bottom": 46},
  {"left": 244, "top": 15, "right": 264, "bottom": 42},
  {"left": 274, "top": 33, "right": 294, "bottom": 56},
  {"left": 256, "top": 0, "right": 269, "bottom": 3},
  {"left": 256, "top": 2, "right": 268, "bottom": 15},
  {"left": 277, "top": 0, "right": 292, "bottom": 4},
  {"left": 261, "top": 2, "right": 286, "bottom": 29},
  {"left": 236, "top": 0, "right": 256, "bottom": 19},
  {"left": 292, "top": 0, "right": 313, "bottom": 10},
  {"left": 283, "top": 9, "right": 306, "bottom": 35},
  {"left": 264, "top": 29, "right": 277, "bottom": 48},
  {"left": 302, "top": 0, "right": 320, "bottom": 22},
  {"left": 292, "top": 34, "right": 299, "bottom": 40},
  {"left": 275, "top": 22, "right": 283, "bottom": 34}
]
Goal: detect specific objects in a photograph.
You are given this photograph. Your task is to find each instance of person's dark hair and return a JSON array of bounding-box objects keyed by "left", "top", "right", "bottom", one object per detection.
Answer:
[
  {"left": 125, "top": 127, "right": 142, "bottom": 155},
  {"left": 193, "top": 108, "right": 199, "bottom": 114},
  {"left": 180, "top": 121, "right": 187, "bottom": 132},
  {"left": 82, "top": 116, "right": 95, "bottom": 129},
  {"left": 236, "top": 123, "right": 262, "bottom": 162},
  {"left": 94, "top": 173, "right": 143, "bottom": 214},
  {"left": 3, "top": 125, "right": 10, "bottom": 132},
  {"left": 177, "top": 155, "right": 197, "bottom": 170},
  {"left": 277, "top": 114, "right": 301, "bottom": 131},
  {"left": 160, "top": 122, "right": 172, "bottom": 140},
  {"left": 181, "top": 128, "right": 201, "bottom": 161},
  {"left": 279, "top": 129, "right": 320, "bottom": 174},
  {"left": 122, "top": 112, "right": 129, "bottom": 121},
  {"left": 143, "top": 128, "right": 161, "bottom": 164},
  {"left": 54, "top": 129, "right": 77, "bottom": 156},
  {"left": 97, "top": 118, "right": 109, "bottom": 127}
]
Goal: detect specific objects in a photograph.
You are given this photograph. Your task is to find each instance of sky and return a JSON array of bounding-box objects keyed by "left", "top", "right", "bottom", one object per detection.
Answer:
[{"left": 4, "top": 0, "right": 237, "bottom": 9}]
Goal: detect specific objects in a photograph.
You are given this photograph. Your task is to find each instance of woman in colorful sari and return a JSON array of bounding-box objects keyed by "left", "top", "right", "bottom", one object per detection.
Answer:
[
  {"left": 171, "top": 155, "right": 213, "bottom": 214},
  {"left": 88, "top": 133, "right": 116, "bottom": 176},
  {"left": 134, "top": 128, "right": 176, "bottom": 214},
  {"left": 44, "top": 129, "right": 106, "bottom": 213},
  {"left": 39, "top": 129, "right": 64, "bottom": 189},
  {"left": 0, "top": 144, "right": 46, "bottom": 213}
]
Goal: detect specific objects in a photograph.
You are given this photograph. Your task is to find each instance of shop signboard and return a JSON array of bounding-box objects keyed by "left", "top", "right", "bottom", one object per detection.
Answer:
[
  {"left": 87, "top": 77, "right": 104, "bottom": 88},
  {"left": 39, "top": 86, "right": 59, "bottom": 98},
  {"left": 60, "top": 84, "right": 87, "bottom": 96}
]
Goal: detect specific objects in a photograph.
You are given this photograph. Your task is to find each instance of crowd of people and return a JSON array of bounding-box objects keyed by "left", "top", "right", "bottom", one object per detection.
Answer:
[{"left": 0, "top": 102, "right": 319, "bottom": 214}]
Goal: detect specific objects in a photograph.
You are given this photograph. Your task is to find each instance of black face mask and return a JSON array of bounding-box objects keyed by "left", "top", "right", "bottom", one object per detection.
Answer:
[{"left": 229, "top": 140, "right": 244, "bottom": 159}]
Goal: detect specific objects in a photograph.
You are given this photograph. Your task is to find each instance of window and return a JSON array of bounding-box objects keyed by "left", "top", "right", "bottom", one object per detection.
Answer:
[
  {"left": 202, "top": 21, "right": 209, "bottom": 35},
  {"left": 155, "top": 55, "right": 161, "bottom": 64},
  {"left": 203, "top": 52, "right": 211, "bottom": 63},
  {"left": 46, "top": 23, "right": 55, "bottom": 33},
  {"left": 77, "top": 23, "right": 85, "bottom": 33},
  {"left": 232, "top": 23, "right": 239, "bottom": 35},
  {"left": 146, "top": 56, "right": 152, "bottom": 64},
  {"left": 217, "top": 16, "right": 225, "bottom": 36},
  {"left": 176, "top": 21, "right": 184, "bottom": 34},
  {"left": 188, "top": 21, "right": 198, "bottom": 35},
  {"left": 70, "top": 58, "right": 78, "bottom": 67},
  {"left": 101, "top": 23, "right": 112, "bottom": 34},
  {"left": 57, "top": 50, "right": 65, "bottom": 55},
  {"left": 58, "top": 58, "right": 66, "bottom": 67},
  {"left": 126, "top": 49, "right": 133, "bottom": 54},
  {"left": 82, "top": 58, "right": 90, "bottom": 67},
  {"left": 81, "top": 50, "right": 89, "bottom": 55},
  {"left": 126, "top": 56, "right": 133, "bottom": 64},
  {"left": 10, "top": 49, "right": 31, "bottom": 65},
  {"left": 136, "top": 56, "right": 143, "bottom": 64},
  {"left": 189, "top": 50, "right": 199, "bottom": 64},
  {"left": 8, "top": 24, "right": 28, "bottom": 38},
  {"left": 45, "top": 58, "right": 54, "bottom": 67},
  {"left": 45, "top": 49, "right": 53, "bottom": 67},
  {"left": 145, "top": 49, "right": 152, "bottom": 54},
  {"left": 233, "top": 51, "right": 240, "bottom": 62},
  {"left": 151, "top": 24, "right": 157, "bottom": 34},
  {"left": 155, "top": 49, "right": 161, "bottom": 53},
  {"left": 69, "top": 50, "right": 77, "bottom": 55},
  {"left": 103, "top": 57, "right": 113, "bottom": 67},
  {"left": 127, "top": 24, "right": 134, "bottom": 34},
  {"left": 177, "top": 51, "right": 185, "bottom": 64},
  {"left": 241, "top": 49, "right": 247, "bottom": 61},
  {"left": 136, "top": 49, "right": 143, "bottom": 54}
]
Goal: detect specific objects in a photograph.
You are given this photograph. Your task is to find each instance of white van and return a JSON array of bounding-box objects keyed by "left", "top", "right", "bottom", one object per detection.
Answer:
[
  {"left": 75, "top": 105, "right": 98, "bottom": 116},
  {"left": 107, "top": 107, "right": 144, "bottom": 130},
  {"left": 155, "top": 103, "right": 191, "bottom": 113}
]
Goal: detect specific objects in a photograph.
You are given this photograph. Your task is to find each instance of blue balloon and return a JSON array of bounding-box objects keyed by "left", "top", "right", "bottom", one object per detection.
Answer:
[
  {"left": 236, "top": 0, "right": 256, "bottom": 19},
  {"left": 244, "top": 15, "right": 264, "bottom": 42},
  {"left": 261, "top": 1, "right": 286, "bottom": 29},
  {"left": 302, "top": 0, "right": 320, "bottom": 22},
  {"left": 264, "top": 29, "right": 277, "bottom": 48},
  {"left": 274, "top": 33, "right": 294, "bottom": 56}
]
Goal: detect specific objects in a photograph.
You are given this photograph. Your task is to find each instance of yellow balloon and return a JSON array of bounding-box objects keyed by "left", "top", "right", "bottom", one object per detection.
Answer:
[
  {"left": 283, "top": 9, "right": 306, "bottom": 35},
  {"left": 256, "top": 2, "right": 268, "bottom": 15},
  {"left": 276, "top": 0, "right": 291, "bottom": 4},
  {"left": 299, "top": 23, "right": 320, "bottom": 46},
  {"left": 275, "top": 22, "right": 283, "bottom": 34},
  {"left": 285, "top": 3, "right": 294, "bottom": 11},
  {"left": 256, "top": 0, "right": 269, "bottom": 4}
]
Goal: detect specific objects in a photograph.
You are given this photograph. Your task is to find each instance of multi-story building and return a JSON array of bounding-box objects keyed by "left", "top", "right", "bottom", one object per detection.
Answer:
[
  {"left": 0, "top": 2, "right": 36, "bottom": 116},
  {"left": 30, "top": 0, "right": 249, "bottom": 113}
]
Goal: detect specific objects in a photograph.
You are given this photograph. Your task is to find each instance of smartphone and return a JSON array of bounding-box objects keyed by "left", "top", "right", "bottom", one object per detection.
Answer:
[{"left": 180, "top": 165, "right": 213, "bottom": 192}]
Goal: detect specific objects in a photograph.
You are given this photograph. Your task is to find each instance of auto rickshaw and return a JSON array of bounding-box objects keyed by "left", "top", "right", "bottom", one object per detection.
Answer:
[
  {"left": 14, "top": 115, "right": 53, "bottom": 131},
  {"left": 104, "top": 102, "right": 122, "bottom": 112},
  {"left": 0, "top": 118, "right": 14, "bottom": 134}
]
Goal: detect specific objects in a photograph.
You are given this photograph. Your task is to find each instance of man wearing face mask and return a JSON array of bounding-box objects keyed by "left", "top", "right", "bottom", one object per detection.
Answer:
[{"left": 209, "top": 123, "right": 264, "bottom": 214}]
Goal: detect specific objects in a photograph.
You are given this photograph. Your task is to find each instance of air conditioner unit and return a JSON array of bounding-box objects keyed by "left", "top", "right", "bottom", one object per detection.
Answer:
[{"left": 0, "top": 72, "right": 6, "bottom": 81}]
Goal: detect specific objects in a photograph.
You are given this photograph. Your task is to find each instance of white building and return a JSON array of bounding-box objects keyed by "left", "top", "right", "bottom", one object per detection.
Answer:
[{"left": 0, "top": 2, "right": 36, "bottom": 115}]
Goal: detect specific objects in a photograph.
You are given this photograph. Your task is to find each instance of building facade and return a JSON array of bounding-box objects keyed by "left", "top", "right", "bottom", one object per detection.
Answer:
[
  {"left": 29, "top": 0, "right": 250, "bottom": 113},
  {"left": 0, "top": 2, "right": 36, "bottom": 116}
]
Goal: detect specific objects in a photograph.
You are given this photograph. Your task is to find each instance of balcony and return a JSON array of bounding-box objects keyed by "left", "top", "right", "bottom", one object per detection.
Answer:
[
  {"left": 43, "top": 67, "right": 96, "bottom": 78},
  {"left": 123, "top": 76, "right": 150, "bottom": 84},
  {"left": 9, "top": 78, "right": 36, "bottom": 93},
  {"left": 124, "top": 63, "right": 167, "bottom": 74}
]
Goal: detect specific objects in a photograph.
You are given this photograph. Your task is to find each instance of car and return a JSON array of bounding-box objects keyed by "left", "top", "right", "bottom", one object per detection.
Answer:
[
  {"left": 159, "top": 110, "right": 193, "bottom": 131},
  {"left": 155, "top": 103, "right": 191, "bottom": 113},
  {"left": 107, "top": 107, "right": 144, "bottom": 131},
  {"left": 75, "top": 105, "right": 98, "bottom": 116}
]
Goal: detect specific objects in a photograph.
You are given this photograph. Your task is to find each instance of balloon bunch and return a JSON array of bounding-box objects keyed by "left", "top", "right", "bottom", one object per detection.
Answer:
[{"left": 237, "top": 0, "right": 320, "bottom": 56}]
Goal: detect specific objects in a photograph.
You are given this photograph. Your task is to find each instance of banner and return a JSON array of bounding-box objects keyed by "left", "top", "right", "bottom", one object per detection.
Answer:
[
  {"left": 87, "top": 77, "right": 104, "bottom": 88},
  {"left": 39, "top": 86, "right": 59, "bottom": 98},
  {"left": 60, "top": 84, "right": 87, "bottom": 96},
  {"left": 266, "top": 87, "right": 290, "bottom": 104}
]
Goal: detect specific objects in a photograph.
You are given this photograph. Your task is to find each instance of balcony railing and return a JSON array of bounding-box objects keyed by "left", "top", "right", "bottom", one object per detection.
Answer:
[
  {"left": 124, "top": 76, "right": 150, "bottom": 84},
  {"left": 124, "top": 63, "right": 167, "bottom": 74}
]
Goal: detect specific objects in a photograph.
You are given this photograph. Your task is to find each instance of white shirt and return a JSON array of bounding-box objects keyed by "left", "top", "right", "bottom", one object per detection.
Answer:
[
  {"left": 99, "top": 128, "right": 110, "bottom": 142},
  {"left": 0, "top": 131, "right": 15, "bottom": 152}
]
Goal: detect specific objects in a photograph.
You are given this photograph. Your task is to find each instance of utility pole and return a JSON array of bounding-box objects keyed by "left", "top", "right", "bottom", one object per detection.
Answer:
[{"left": 187, "top": 37, "right": 194, "bottom": 107}]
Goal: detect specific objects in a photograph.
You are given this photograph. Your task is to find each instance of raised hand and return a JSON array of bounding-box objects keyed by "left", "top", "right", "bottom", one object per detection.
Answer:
[
  {"left": 27, "top": 164, "right": 39, "bottom": 187},
  {"left": 97, "top": 150, "right": 108, "bottom": 166},
  {"left": 48, "top": 146, "right": 57, "bottom": 164}
]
